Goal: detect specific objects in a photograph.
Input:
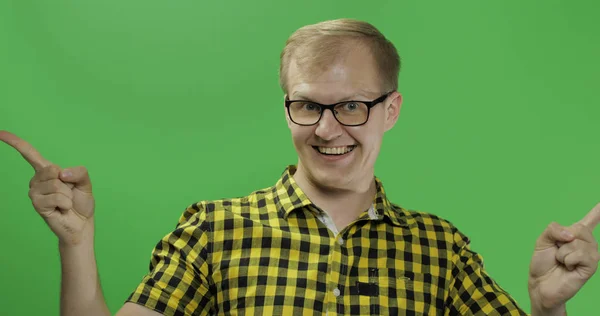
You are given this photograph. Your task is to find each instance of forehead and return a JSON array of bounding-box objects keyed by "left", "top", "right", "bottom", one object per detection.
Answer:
[{"left": 287, "top": 45, "right": 382, "bottom": 102}]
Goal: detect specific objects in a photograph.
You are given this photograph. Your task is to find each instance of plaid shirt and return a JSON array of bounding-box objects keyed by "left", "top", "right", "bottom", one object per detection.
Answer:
[{"left": 127, "top": 166, "right": 527, "bottom": 315}]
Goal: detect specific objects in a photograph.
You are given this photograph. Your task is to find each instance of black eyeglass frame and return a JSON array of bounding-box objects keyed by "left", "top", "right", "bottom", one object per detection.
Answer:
[{"left": 284, "top": 92, "right": 392, "bottom": 127}]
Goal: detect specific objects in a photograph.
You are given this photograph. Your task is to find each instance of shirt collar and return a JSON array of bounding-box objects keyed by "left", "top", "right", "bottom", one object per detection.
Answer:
[
  {"left": 272, "top": 165, "right": 313, "bottom": 217},
  {"left": 273, "top": 165, "right": 406, "bottom": 227}
]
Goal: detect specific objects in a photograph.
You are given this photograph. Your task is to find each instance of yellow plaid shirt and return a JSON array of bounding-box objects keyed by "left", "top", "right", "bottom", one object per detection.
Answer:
[{"left": 127, "top": 166, "right": 527, "bottom": 315}]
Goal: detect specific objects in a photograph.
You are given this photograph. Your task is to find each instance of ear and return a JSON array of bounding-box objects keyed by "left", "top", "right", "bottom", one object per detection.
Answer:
[
  {"left": 384, "top": 91, "right": 402, "bottom": 132},
  {"left": 283, "top": 94, "right": 293, "bottom": 129}
]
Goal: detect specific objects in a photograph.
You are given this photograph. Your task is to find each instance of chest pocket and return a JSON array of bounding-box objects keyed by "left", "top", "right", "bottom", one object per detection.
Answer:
[{"left": 347, "top": 268, "right": 436, "bottom": 315}]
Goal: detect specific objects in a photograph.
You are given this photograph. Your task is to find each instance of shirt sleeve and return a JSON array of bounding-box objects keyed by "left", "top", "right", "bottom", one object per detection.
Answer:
[
  {"left": 126, "top": 203, "right": 214, "bottom": 316},
  {"left": 445, "top": 226, "right": 529, "bottom": 316}
]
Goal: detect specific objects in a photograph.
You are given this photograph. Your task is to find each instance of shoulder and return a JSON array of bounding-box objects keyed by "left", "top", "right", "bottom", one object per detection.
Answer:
[
  {"left": 175, "top": 185, "right": 278, "bottom": 228},
  {"left": 393, "top": 203, "right": 457, "bottom": 230},
  {"left": 389, "top": 203, "right": 469, "bottom": 244}
]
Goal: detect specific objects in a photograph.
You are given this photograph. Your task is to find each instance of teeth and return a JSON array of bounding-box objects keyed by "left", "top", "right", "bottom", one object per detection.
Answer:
[{"left": 317, "top": 146, "right": 355, "bottom": 155}]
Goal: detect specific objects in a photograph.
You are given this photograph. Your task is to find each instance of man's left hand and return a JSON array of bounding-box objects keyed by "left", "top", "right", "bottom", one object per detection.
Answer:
[{"left": 529, "top": 203, "right": 600, "bottom": 314}]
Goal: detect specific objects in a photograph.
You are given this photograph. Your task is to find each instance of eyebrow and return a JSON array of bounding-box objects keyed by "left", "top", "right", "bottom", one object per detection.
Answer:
[{"left": 291, "top": 93, "right": 368, "bottom": 103}]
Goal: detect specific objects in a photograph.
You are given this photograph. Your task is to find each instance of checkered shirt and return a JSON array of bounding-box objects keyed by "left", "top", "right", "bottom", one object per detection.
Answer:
[{"left": 126, "top": 165, "right": 527, "bottom": 315}]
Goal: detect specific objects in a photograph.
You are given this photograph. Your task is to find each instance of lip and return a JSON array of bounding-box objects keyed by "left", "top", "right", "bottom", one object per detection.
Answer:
[{"left": 311, "top": 145, "right": 356, "bottom": 162}]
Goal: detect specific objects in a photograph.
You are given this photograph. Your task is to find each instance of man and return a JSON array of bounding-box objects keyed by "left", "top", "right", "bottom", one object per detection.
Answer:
[{"left": 1, "top": 19, "right": 599, "bottom": 316}]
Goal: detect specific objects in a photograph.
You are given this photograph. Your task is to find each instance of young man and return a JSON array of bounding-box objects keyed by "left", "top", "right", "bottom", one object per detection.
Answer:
[{"left": 1, "top": 19, "right": 599, "bottom": 316}]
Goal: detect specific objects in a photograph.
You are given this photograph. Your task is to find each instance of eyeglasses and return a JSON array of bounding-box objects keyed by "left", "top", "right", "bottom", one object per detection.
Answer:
[{"left": 285, "top": 92, "right": 391, "bottom": 126}]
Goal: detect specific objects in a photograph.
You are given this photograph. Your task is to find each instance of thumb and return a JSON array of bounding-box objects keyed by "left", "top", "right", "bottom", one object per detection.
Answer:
[
  {"left": 59, "top": 166, "right": 92, "bottom": 193},
  {"left": 536, "top": 222, "right": 575, "bottom": 248}
]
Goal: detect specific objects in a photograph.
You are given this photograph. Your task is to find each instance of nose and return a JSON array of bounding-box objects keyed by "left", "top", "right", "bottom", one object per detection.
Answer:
[{"left": 314, "top": 109, "right": 343, "bottom": 141}]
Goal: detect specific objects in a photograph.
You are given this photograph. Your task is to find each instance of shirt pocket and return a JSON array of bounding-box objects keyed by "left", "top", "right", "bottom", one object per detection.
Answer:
[{"left": 348, "top": 268, "right": 436, "bottom": 315}]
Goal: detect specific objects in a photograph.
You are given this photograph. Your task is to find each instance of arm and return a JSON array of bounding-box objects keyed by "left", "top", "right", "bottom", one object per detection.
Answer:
[
  {"left": 528, "top": 206, "right": 600, "bottom": 316},
  {"left": 58, "top": 220, "right": 162, "bottom": 316},
  {"left": 58, "top": 219, "right": 111, "bottom": 316},
  {"left": 124, "top": 202, "right": 216, "bottom": 315},
  {"left": 445, "top": 227, "right": 527, "bottom": 316},
  {"left": 0, "top": 131, "right": 163, "bottom": 316},
  {"left": 58, "top": 216, "right": 189, "bottom": 316}
]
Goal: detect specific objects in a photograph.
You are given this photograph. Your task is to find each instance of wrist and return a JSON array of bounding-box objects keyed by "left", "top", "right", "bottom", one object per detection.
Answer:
[
  {"left": 58, "top": 216, "right": 95, "bottom": 250},
  {"left": 529, "top": 283, "right": 567, "bottom": 316},
  {"left": 530, "top": 303, "right": 567, "bottom": 316}
]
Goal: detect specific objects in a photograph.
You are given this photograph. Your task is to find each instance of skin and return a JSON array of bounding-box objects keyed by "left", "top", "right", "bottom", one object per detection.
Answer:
[
  {"left": 529, "top": 215, "right": 600, "bottom": 315},
  {"left": 285, "top": 45, "right": 402, "bottom": 230},
  {"left": 0, "top": 38, "right": 598, "bottom": 316}
]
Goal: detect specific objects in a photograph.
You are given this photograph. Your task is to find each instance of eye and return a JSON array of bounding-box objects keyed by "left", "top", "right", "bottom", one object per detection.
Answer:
[
  {"left": 343, "top": 102, "right": 360, "bottom": 111},
  {"left": 303, "top": 103, "right": 320, "bottom": 111}
]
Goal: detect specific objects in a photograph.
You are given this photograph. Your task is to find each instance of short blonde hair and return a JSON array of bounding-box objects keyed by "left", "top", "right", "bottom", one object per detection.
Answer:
[{"left": 279, "top": 19, "right": 401, "bottom": 94}]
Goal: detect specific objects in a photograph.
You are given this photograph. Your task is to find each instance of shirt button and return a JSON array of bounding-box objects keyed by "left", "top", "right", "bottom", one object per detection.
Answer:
[
  {"left": 337, "top": 237, "right": 344, "bottom": 245},
  {"left": 333, "top": 287, "right": 341, "bottom": 297}
]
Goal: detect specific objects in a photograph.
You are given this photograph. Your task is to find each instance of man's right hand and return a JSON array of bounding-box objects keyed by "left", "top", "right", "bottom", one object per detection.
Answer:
[{"left": 0, "top": 130, "right": 95, "bottom": 246}]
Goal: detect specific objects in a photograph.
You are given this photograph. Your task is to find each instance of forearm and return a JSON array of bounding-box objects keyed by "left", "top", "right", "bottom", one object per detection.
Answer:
[{"left": 58, "top": 219, "right": 110, "bottom": 316}]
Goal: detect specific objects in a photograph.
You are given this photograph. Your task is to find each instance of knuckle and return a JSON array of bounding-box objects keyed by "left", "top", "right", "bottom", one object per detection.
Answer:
[
  {"left": 42, "top": 164, "right": 58, "bottom": 175},
  {"left": 63, "top": 197, "right": 73, "bottom": 209},
  {"left": 63, "top": 189, "right": 74, "bottom": 199},
  {"left": 59, "top": 188, "right": 73, "bottom": 200},
  {"left": 79, "top": 166, "right": 90, "bottom": 178},
  {"left": 547, "top": 222, "right": 564, "bottom": 235},
  {"left": 52, "top": 195, "right": 69, "bottom": 209},
  {"left": 42, "top": 164, "right": 61, "bottom": 178},
  {"left": 573, "top": 240, "right": 588, "bottom": 250},
  {"left": 50, "top": 179, "right": 64, "bottom": 191},
  {"left": 564, "top": 252, "right": 577, "bottom": 262},
  {"left": 575, "top": 223, "right": 590, "bottom": 234},
  {"left": 31, "top": 197, "right": 43, "bottom": 209},
  {"left": 52, "top": 194, "right": 63, "bottom": 204},
  {"left": 570, "top": 239, "right": 583, "bottom": 247},
  {"left": 571, "top": 222, "right": 583, "bottom": 230},
  {"left": 63, "top": 200, "right": 73, "bottom": 210}
]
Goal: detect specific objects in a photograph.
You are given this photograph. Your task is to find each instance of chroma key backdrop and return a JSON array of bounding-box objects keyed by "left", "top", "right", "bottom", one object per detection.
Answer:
[{"left": 1, "top": 1, "right": 598, "bottom": 315}]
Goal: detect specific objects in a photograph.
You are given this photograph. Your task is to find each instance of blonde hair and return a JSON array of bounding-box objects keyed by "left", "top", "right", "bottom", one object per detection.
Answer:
[{"left": 279, "top": 19, "right": 401, "bottom": 94}]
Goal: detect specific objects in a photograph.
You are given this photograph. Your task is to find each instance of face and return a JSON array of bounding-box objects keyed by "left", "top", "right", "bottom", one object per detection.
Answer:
[{"left": 285, "top": 45, "right": 402, "bottom": 192}]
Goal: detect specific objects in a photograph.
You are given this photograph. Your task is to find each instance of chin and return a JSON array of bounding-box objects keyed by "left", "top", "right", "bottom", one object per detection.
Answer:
[
  {"left": 316, "top": 169, "right": 350, "bottom": 188},
  {"left": 304, "top": 163, "right": 357, "bottom": 191}
]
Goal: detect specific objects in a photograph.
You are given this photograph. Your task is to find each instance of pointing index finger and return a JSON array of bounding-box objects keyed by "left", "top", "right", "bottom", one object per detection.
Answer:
[
  {"left": 0, "top": 130, "right": 52, "bottom": 171},
  {"left": 578, "top": 202, "right": 600, "bottom": 230}
]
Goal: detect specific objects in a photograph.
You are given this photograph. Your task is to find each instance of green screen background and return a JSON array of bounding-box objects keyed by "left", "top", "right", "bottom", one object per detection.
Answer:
[{"left": 1, "top": 0, "right": 598, "bottom": 314}]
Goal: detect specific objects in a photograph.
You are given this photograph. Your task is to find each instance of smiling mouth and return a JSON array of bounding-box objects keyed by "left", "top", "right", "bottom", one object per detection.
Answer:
[{"left": 312, "top": 145, "right": 357, "bottom": 155}]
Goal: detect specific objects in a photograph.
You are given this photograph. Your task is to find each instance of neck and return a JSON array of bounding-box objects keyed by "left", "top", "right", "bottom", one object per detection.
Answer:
[{"left": 293, "top": 163, "right": 377, "bottom": 231}]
